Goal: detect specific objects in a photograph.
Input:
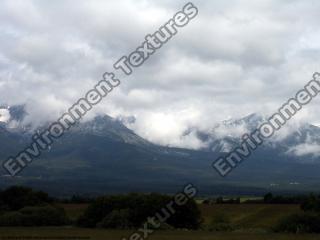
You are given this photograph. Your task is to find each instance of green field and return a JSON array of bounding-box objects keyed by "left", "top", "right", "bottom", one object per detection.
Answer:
[{"left": 0, "top": 203, "right": 317, "bottom": 240}]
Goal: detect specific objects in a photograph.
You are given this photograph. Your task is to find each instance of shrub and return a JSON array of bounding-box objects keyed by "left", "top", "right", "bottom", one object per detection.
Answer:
[
  {"left": 97, "top": 209, "right": 132, "bottom": 229},
  {"left": 19, "top": 206, "right": 68, "bottom": 226},
  {"left": 0, "top": 186, "right": 52, "bottom": 211},
  {"left": 301, "top": 194, "right": 320, "bottom": 213},
  {"left": 274, "top": 213, "right": 320, "bottom": 233},
  {"left": 0, "top": 206, "right": 68, "bottom": 226},
  {"left": 78, "top": 193, "right": 201, "bottom": 229},
  {"left": 167, "top": 199, "right": 201, "bottom": 230},
  {"left": 0, "top": 212, "right": 24, "bottom": 226}
]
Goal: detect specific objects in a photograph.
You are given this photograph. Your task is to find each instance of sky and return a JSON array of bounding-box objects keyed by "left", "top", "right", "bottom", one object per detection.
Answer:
[{"left": 1, "top": 0, "right": 320, "bottom": 148}]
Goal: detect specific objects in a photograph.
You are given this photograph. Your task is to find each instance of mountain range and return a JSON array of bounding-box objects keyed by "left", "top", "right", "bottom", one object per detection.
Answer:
[{"left": 0, "top": 105, "right": 320, "bottom": 197}]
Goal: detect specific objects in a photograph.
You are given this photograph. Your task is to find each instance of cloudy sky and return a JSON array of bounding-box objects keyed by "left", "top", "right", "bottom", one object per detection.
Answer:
[{"left": 1, "top": 0, "right": 320, "bottom": 148}]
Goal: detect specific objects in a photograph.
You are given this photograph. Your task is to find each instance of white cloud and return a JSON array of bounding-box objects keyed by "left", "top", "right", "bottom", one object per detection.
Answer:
[
  {"left": 287, "top": 143, "right": 320, "bottom": 157},
  {"left": 1, "top": 0, "right": 320, "bottom": 148},
  {"left": 0, "top": 108, "right": 10, "bottom": 123}
]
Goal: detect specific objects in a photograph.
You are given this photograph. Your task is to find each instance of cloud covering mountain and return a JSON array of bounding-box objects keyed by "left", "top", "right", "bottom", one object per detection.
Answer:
[
  {"left": 1, "top": 0, "right": 320, "bottom": 149},
  {"left": 1, "top": 106, "right": 320, "bottom": 194}
]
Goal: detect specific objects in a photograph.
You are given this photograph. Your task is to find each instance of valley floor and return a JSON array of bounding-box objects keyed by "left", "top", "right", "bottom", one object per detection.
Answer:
[{"left": 0, "top": 203, "right": 318, "bottom": 240}]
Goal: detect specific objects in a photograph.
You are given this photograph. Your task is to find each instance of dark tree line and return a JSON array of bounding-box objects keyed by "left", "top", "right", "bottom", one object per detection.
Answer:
[
  {"left": 0, "top": 186, "right": 201, "bottom": 229},
  {"left": 263, "top": 193, "right": 309, "bottom": 204},
  {"left": 0, "top": 186, "right": 67, "bottom": 226},
  {"left": 0, "top": 186, "right": 52, "bottom": 211},
  {"left": 77, "top": 193, "right": 202, "bottom": 229}
]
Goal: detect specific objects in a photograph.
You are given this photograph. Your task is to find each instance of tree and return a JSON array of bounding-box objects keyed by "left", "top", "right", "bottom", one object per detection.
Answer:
[
  {"left": 0, "top": 186, "right": 52, "bottom": 211},
  {"left": 264, "top": 193, "right": 273, "bottom": 203},
  {"left": 301, "top": 194, "right": 320, "bottom": 213},
  {"left": 78, "top": 193, "right": 201, "bottom": 229}
]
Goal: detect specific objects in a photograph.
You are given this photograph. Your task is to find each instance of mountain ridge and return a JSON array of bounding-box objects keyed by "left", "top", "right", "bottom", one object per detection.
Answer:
[{"left": 0, "top": 105, "right": 320, "bottom": 195}]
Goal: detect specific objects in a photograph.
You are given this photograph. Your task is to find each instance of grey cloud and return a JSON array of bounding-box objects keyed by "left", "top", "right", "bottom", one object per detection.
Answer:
[{"left": 1, "top": 0, "right": 320, "bottom": 148}]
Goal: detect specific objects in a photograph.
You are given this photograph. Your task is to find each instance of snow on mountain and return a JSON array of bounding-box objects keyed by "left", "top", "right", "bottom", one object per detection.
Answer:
[
  {"left": 2, "top": 105, "right": 320, "bottom": 161},
  {"left": 190, "top": 113, "right": 320, "bottom": 161},
  {"left": 1, "top": 106, "right": 320, "bottom": 193},
  {"left": 0, "top": 107, "right": 10, "bottom": 123}
]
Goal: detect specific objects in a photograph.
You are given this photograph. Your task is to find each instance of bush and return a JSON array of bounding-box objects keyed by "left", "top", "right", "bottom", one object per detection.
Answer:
[
  {"left": 301, "top": 194, "right": 320, "bottom": 213},
  {"left": 0, "top": 212, "right": 24, "bottom": 226},
  {"left": 97, "top": 209, "right": 132, "bottom": 229},
  {"left": 168, "top": 199, "right": 202, "bottom": 229},
  {"left": 78, "top": 193, "right": 201, "bottom": 229},
  {"left": 20, "top": 206, "right": 68, "bottom": 226},
  {"left": 0, "top": 206, "right": 68, "bottom": 226},
  {"left": 0, "top": 186, "right": 52, "bottom": 211},
  {"left": 274, "top": 213, "right": 320, "bottom": 233}
]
